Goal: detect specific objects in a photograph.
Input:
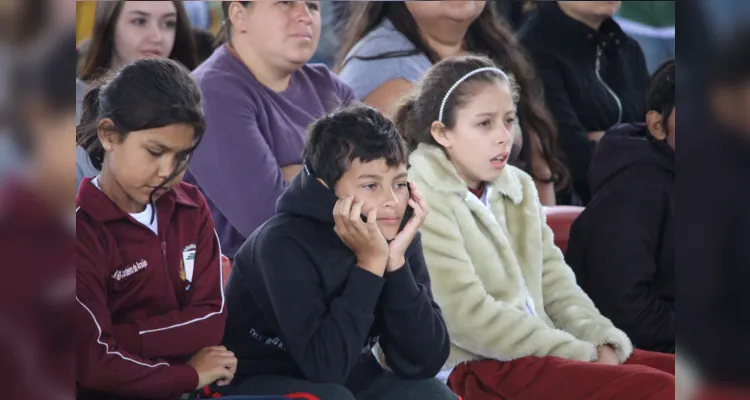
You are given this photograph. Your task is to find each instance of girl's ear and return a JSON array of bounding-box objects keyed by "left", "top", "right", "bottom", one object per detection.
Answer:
[
  {"left": 430, "top": 121, "right": 452, "bottom": 149},
  {"left": 97, "top": 118, "right": 118, "bottom": 150}
]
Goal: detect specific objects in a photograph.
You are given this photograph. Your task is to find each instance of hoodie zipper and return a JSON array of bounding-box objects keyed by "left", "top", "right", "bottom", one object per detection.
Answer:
[{"left": 595, "top": 45, "right": 623, "bottom": 124}]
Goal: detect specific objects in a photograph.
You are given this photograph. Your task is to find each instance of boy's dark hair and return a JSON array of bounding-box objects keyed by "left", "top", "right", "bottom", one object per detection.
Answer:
[
  {"left": 216, "top": 1, "right": 251, "bottom": 45},
  {"left": 192, "top": 28, "right": 216, "bottom": 64},
  {"left": 303, "top": 104, "right": 409, "bottom": 189},
  {"left": 646, "top": 59, "right": 676, "bottom": 125},
  {"left": 394, "top": 55, "right": 518, "bottom": 148},
  {"left": 76, "top": 58, "right": 205, "bottom": 217}
]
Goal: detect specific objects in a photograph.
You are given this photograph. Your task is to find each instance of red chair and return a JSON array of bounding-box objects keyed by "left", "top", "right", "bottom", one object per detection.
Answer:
[
  {"left": 543, "top": 206, "right": 584, "bottom": 254},
  {"left": 221, "top": 255, "right": 232, "bottom": 287}
]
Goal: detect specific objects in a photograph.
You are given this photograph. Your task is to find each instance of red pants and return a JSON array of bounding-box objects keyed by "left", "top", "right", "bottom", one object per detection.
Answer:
[{"left": 448, "top": 349, "right": 674, "bottom": 400}]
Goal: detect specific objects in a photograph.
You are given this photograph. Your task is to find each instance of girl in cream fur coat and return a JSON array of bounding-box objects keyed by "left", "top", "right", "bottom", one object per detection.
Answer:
[{"left": 394, "top": 55, "right": 675, "bottom": 400}]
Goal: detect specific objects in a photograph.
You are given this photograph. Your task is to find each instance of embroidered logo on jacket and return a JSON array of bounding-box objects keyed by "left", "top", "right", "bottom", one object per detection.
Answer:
[
  {"left": 180, "top": 244, "right": 196, "bottom": 290},
  {"left": 112, "top": 259, "right": 148, "bottom": 281}
]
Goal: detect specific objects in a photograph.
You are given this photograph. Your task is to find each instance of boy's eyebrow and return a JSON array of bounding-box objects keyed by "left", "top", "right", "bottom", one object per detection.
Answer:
[
  {"left": 394, "top": 172, "right": 408, "bottom": 180},
  {"left": 356, "top": 174, "right": 383, "bottom": 180}
]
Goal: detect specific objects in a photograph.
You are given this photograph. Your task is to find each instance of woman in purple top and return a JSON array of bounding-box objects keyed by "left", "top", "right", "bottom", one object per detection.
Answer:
[{"left": 186, "top": 1, "right": 355, "bottom": 259}]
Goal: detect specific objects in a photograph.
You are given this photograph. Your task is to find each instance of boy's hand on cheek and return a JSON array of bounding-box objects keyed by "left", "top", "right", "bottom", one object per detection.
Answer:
[
  {"left": 333, "top": 195, "right": 389, "bottom": 277},
  {"left": 387, "top": 182, "right": 429, "bottom": 272}
]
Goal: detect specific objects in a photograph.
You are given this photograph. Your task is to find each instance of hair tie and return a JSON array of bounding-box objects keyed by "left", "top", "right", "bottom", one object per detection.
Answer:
[{"left": 438, "top": 67, "right": 509, "bottom": 123}]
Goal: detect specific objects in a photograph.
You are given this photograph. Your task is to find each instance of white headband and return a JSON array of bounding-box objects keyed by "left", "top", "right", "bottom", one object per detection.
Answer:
[{"left": 438, "top": 67, "right": 509, "bottom": 123}]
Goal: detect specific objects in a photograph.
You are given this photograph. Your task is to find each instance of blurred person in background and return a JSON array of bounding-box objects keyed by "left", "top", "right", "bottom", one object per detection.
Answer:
[
  {"left": 76, "top": 0, "right": 199, "bottom": 191},
  {"left": 184, "top": 1, "right": 355, "bottom": 260},
  {"left": 183, "top": 0, "right": 212, "bottom": 30},
  {"left": 518, "top": 1, "right": 649, "bottom": 205},
  {"left": 0, "top": 29, "right": 76, "bottom": 400},
  {"left": 78, "top": 0, "right": 198, "bottom": 83},
  {"left": 337, "top": 0, "right": 568, "bottom": 205},
  {"left": 75, "top": 58, "right": 236, "bottom": 400},
  {"left": 681, "top": 20, "right": 750, "bottom": 397},
  {"left": 493, "top": 0, "right": 532, "bottom": 31},
  {"left": 566, "top": 59, "right": 675, "bottom": 355},
  {"left": 1, "top": 0, "right": 51, "bottom": 181},
  {"left": 308, "top": 1, "right": 347, "bottom": 67}
]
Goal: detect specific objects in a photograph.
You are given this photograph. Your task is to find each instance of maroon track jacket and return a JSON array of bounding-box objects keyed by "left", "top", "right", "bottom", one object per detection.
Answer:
[{"left": 76, "top": 178, "right": 226, "bottom": 400}]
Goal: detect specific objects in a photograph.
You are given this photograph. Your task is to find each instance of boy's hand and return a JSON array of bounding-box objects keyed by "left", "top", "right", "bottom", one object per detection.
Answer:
[
  {"left": 387, "top": 182, "right": 429, "bottom": 271},
  {"left": 334, "top": 196, "right": 389, "bottom": 277}
]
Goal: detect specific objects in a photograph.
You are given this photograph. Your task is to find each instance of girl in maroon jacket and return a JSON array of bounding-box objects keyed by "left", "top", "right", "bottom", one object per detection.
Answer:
[{"left": 75, "top": 58, "right": 236, "bottom": 400}]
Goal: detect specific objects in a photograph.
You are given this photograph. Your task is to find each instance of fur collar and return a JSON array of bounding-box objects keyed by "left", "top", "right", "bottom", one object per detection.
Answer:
[{"left": 409, "top": 143, "right": 524, "bottom": 206}]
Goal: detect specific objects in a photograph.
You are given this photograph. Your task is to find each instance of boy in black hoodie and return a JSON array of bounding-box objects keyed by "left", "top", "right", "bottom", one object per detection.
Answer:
[
  {"left": 566, "top": 60, "right": 675, "bottom": 354},
  {"left": 220, "top": 105, "right": 455, "bottom": 399}
]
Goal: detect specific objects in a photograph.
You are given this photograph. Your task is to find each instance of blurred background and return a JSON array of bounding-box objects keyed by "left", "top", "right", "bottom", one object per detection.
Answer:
[{"left": 0, "top": 0, "right": 749, "bottom": 398}]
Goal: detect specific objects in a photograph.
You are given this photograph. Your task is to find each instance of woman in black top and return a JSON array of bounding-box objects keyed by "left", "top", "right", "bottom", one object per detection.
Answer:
[{"left": 518, "top": 1, "right": 648, "bottom": 205}]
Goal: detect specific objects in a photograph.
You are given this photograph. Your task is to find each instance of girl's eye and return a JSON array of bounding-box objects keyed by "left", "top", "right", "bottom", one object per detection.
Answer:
[
  {"left": 132, "top": 18, "right": 147, "bottom": 26},
  {"left": 163, "top": 20, "right": 177, "bottom": 29},
  {"left": 479, "top": 120, "right": 492, "bottom": 128},
  {"left": 505, "top": 118, "right": 516, "bottom": 125},
  {"left": 362, "top": 184, "right": 377, "bottom": 190},
  {"left": 147, "top": 149, "right": 163, "bottom": 157}
]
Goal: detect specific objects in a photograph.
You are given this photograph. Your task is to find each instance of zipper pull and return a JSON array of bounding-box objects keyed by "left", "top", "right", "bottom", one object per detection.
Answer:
[
  {"left": 595, "top": 45, "right": 602, "bottom": 72},
  {"left": 161, "top": 242, "right": 167, "bottom": 258}
]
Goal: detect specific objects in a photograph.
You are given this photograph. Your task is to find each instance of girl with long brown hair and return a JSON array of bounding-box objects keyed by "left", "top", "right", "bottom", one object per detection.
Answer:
[{"left": 78, "top": 1, "right": 198, "bottom": 83}]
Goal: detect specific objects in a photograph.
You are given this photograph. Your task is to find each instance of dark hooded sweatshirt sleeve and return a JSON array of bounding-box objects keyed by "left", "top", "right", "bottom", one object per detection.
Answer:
[
  {"left": 248, "top": 233, "right": 385, "bottom": 384},
  {"left": 570, "top": 167, "right": 674, "bottom": 351},
  {"left": 377, "top": 233, "right": 450, "bottom": 379}
]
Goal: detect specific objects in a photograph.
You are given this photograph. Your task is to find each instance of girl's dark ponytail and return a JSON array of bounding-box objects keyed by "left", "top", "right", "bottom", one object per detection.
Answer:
[
  {"left": 76, "top": 82, "right": 106, "bottom": 171},
  {"left": 392, "top": 95, "right": 419, "bottom": 151}
]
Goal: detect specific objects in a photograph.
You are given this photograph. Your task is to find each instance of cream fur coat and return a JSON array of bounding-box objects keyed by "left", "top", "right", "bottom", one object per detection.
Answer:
[{"left": 409, "top": 144, "right": 633, "bottom": 369}]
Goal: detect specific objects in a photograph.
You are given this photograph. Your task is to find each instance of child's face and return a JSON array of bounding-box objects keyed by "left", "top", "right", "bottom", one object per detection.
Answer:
[
  {"left": 334, "top": 159, "right": 410, "bottom": 241},
  {"left": 435, "top": 80, "right": 516, "bottom": 188},
  {"left": 99, "top": 121, "right": 196, "bottom": 212}
]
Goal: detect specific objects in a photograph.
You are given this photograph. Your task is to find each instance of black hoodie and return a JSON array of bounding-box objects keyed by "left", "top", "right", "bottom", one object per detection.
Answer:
[
  {"left": 566, "top": 123, "right": 674, "bottom": 353},
  {"left": 221, "top": 167, "right": 450, "bottom": 390}
]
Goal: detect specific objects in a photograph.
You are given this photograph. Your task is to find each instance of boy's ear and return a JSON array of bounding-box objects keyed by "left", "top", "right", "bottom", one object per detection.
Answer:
[
  {"left": 646, "top": 110, "right": 666, "bottom": 140},
  {"left": 430, "top": 121, "right": 452, "bottom": 149}
]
